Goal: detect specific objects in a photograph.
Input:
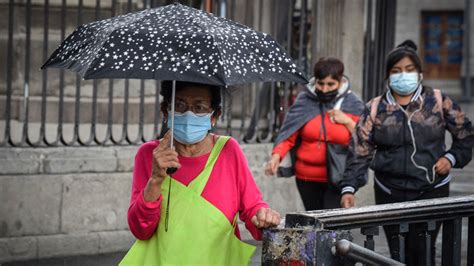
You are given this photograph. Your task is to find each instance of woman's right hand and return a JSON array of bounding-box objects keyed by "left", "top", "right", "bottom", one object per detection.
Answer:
[
  {"left": 150, "top": 131, "right": 181, "bottom": 184},
  {"left": 340, "top": 193, "right": 355, "bottom": 208},
  {"left": 264, "top": 154, "right": 281, "bottom": 176}
]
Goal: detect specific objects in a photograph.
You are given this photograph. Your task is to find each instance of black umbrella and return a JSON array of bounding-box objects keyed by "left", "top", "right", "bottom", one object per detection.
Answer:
[
  {"left": 42, "top": 3, "right": 307, "bottom": 160},
  {"left": 42, "top": 3, "right": 307, "bottom": 85}
]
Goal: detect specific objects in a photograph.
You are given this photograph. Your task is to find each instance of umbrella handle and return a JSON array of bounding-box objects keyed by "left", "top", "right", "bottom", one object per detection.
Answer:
[{"left": 166, "top": 167, "right": 178, "bottom": 174}]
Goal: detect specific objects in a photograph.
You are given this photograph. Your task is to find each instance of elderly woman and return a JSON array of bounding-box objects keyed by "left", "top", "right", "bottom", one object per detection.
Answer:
[
  {"left": 340, "top": 40, "right": 474, "bottom": 264},
  {"left": 265, "top": 57, "right": 365, "bottom": 210},
  {"left": 120, "top": 81, "right": 280, "bottom": 265}
]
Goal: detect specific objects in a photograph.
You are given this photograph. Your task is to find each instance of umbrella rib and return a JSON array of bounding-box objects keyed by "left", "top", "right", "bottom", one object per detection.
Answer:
[
  {"left": 207, "top": 33, "right": 228, "bottom": 85},
  {"left": 84, "top": 11, "right": 151, "bottom": 78}
]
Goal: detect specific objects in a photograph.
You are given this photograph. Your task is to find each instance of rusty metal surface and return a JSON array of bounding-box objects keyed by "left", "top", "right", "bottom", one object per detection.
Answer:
[{"left": 262, "top": 227, "right": 353, "bottom": 266}]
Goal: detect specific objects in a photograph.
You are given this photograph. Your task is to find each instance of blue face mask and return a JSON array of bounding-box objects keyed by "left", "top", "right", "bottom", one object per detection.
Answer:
[
  {"left": 389, "top": 72, "right": 420, "bottom": 96},
  {"left": 172, "top": 111, "right": 212, "bottom": 145}
]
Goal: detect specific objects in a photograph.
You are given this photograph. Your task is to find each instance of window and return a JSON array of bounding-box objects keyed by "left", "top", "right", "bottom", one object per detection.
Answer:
[{"left": 421, "top": 11, "right": 464, "bottom": 79}]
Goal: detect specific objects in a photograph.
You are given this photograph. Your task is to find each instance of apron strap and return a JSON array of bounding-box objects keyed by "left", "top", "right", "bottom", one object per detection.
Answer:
[
  {"left": 232, "top": 213, "right": 238, "bottom": 230},
  {"left": 188, "top": 136, "right": 231, "bottom": 195}
]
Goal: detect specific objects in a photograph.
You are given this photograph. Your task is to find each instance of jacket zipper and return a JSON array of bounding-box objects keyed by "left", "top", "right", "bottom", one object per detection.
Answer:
[
  {"left": 403, "top": 111, "right": 407, "bottom": 175},
  {"left": 318, "top": 103, "right": 324, "bottom": 148}
]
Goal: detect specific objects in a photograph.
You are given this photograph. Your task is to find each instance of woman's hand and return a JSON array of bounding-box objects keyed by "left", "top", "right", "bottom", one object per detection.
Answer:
[
  {"left": 150, "top": 131, "right": 181, "bottom": 184},
  {"left": 340, "top": 193, "right": 355, "bottom": 208},
  {"left": 327, "top": 109, "right": 351, "bottom": 125},
  {"left": 144, "top": 132, "right": 181, "bottom": 202},
  {"left": 434, "top": 157, "right": 452, "bottom": 176},
  {"left": 251, "top": 208, "right": 281, "bottom": 228},
  {"left": 264, "top": 154, "right": 281, "bottom": 176},
  {"left": 327, "top": 109, "right": 356, "bottom": 132}
]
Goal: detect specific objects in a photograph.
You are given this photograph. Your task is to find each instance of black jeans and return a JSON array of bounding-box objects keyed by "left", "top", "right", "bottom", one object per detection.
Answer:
[
  {"left": 374, "top": 182, "right": 450, "bottom": 266},
  {"left": 295, "top": 179, "right": 341, "bottom": 211}
]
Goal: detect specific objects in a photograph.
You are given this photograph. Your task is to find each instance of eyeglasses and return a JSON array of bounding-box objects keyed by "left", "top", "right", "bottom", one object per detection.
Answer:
[{"left": 169, "top": 100, "right": 212, "bottom": 114}]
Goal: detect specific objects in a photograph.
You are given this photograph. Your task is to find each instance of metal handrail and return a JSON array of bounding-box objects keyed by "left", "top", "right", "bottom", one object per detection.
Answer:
[
  {"left": 285, "top": 195, "right": 474, "bottom": 230},
  {"left": 334, "top": 239, "right": 404, "bottom": 266},
  {"left": 281, "top": 195, "right": 474, "bottom": 265}
]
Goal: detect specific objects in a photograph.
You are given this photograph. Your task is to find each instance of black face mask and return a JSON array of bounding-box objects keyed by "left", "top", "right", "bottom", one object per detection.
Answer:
[{"left": 316, "top": 89, "right": 338, "bottom": 103}]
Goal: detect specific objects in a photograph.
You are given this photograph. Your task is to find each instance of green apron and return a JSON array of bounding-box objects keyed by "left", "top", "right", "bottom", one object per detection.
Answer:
[{"left": 120, "top": 136, "right": 256, "bottom": 266}]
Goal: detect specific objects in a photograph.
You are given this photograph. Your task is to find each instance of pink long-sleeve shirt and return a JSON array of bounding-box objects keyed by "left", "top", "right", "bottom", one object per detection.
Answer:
[{"left": 127, "top": 136, "right": 268, "bottom": 241}]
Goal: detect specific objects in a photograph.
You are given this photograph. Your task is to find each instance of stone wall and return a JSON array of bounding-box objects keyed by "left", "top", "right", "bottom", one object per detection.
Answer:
[{"left": 0, "top": 146, "right": 138, "bottom": 262}]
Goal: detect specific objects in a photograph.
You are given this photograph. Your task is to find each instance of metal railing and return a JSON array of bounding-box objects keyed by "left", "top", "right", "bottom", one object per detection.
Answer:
[
  {"left": 362, "top": 0, "right": 397, "bottom": 101},
  {"left": 334, "top": 239, "right": 404, "bottom": 265},
  {"left": 279, "top": 195, "right": 474, "bottom": 265},
  {"left": 0, "top": 0, "right": 311, "bottom": 147}
]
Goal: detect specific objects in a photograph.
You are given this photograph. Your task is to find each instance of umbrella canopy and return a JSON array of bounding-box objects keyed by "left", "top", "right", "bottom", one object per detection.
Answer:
[{"left": 42, "top": 3, "right": 307, "bottom": 85}]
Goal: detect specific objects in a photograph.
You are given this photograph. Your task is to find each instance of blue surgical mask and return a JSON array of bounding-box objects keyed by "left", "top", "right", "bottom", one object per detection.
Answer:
[
  {"left": 389, "top": 72, "right": 420, "bottom": 96},
  {"left": 172, "top": 111, "right": 212, "bottom": 145}
]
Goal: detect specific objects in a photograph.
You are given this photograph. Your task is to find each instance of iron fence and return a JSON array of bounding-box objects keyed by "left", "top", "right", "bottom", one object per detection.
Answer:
[{"left": 0, "top": 0, "right": 311, "bottom": 147}]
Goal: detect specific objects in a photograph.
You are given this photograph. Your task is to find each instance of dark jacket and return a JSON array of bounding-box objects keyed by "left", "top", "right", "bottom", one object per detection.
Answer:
[{"left": 341, "top": 86, "right": 474, "bottom": 193}]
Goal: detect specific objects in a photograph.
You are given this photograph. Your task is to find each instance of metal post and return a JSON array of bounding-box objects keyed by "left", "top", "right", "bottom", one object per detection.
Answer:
[
  {"left": 154, "top": 81, "right": 162, "bottom": 139},
  {"left": 73, "top": 0, "right": 84, "bottom": 145},
  {"left": 442, "top": 218, "right": 462, "bottom": 266},
  {"left": 419, "top": 221, "right": 436, "bottom": 266},
  {"left": 465, "top": 0, "right": 471, "bottom": 101},
  {"left": 57, "top": 0, "right": 66, "bottom": 145},
  {"left": 109, "top": 0, "right": 119, "bottom": 145},
  {"left": 89, "top": 0, "right": 101, "bottom": 145},
  {"left": 468, "top": 216, "right": 474, "bottom": 265},
  {"left": 283, "top": 0, "right": 295, "bottom": 116},
  {"left": 38, "top": 0, "right": 50, "bottom": 146},
  {"left": 361, "top": 226, "right": 379, "bottom": 251},
  {"left": 205, "top": 0, "right": 212, "bottom": 13},
  {"left": 2, "top": 0, "right": 15, "bottom": 146},
  {"left": 219, "top": 0, "right": 226, "bottom": 17},
  {"left": 21, "top": 0, "right": 32, "bottom": 146},
  {"left": 362, "top": 0, "right": 373, "bottom": 101},
  {"left": 298, "top": 0, "right": 307, "bottom": 75},
  {"left": 390, "top": 223, "right": 408, "bottom": 264}
]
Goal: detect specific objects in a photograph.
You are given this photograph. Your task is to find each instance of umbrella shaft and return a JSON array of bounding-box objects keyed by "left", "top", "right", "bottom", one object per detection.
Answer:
[{"left": 170, "top": 80, "right": 176, "bottom": 149}]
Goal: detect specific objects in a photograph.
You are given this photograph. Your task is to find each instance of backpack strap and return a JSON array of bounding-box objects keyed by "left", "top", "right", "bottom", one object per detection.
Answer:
[{"left": 370, "top": 96, "right": 382, "bottom": 122}]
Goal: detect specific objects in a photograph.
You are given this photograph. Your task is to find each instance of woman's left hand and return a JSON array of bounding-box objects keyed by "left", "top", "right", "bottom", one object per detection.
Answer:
[
  {"left": 434, "top": 157, "right": 452, "bottom": 175},
  {"left": 251, "top": 208, "right": 281, "bottom": 229},
  {"left": 327, "top": 109, "right": 351, "bottom": 125}
]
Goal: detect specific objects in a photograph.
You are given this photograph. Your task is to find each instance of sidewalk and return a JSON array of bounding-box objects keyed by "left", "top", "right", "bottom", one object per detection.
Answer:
[{"left": 1, "top": 240, "right": 263, "bottom": 266}]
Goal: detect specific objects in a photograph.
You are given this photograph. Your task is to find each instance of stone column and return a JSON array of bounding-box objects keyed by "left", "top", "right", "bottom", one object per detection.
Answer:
[
  {"left": 311, "top": 0, "right": 365, "bottom": 95},
  {"left": 461, "top": 0, "right": 474, "bottom": 99}
]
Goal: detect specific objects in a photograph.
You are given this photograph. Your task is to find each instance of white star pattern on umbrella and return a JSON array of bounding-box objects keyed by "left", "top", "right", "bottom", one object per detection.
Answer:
[{"left": 42, "top": 3, "right": 306, "bottom": 85}]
